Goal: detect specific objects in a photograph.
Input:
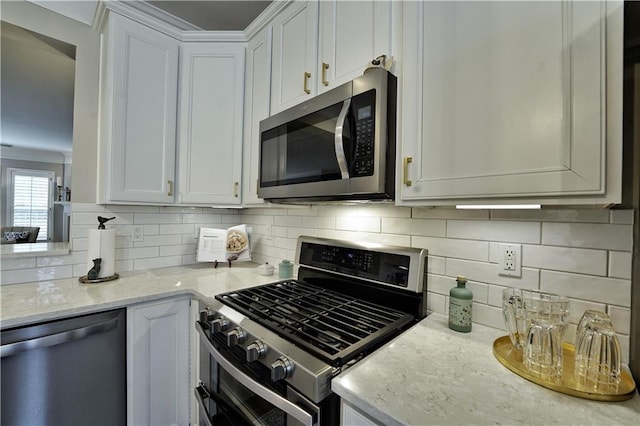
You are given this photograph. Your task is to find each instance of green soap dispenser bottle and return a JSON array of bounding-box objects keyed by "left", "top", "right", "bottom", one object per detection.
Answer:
[{"left": 449, "top": 275, "right": 473, "bottom": 332}]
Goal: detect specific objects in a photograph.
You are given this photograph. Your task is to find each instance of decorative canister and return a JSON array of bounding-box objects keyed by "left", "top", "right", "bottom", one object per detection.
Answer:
[
  {"left": 449, "top": 275, "right": 473, "bottom": 332},
  {"left": 278, "top": 260, "right": 293, "bottom": 279}
]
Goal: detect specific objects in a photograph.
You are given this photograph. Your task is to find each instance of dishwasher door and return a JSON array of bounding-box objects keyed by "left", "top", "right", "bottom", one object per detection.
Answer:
[{"left": 1, "top": 309, "right": 126, "bottom": 425}]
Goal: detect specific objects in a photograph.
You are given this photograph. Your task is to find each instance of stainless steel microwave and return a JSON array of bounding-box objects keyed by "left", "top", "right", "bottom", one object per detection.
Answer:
[{"left": 258, "top": 67, "right": 397, "bottom": 203}]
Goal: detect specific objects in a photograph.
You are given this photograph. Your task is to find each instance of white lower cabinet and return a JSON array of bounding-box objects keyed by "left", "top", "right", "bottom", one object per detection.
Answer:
[
  {"left": 127, "top": 297, "right": 192, "bottom": 426},
  {"left": 341, "top": 401, "right": 381, "bottom": 426}
]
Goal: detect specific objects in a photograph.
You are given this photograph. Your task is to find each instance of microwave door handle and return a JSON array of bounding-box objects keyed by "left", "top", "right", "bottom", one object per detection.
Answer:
[
  {"left": 196, "top": 323, "right": 315, "bottom": 426},
  {"left": 335, "top": 99, "right": 351, "bottom": 179}
]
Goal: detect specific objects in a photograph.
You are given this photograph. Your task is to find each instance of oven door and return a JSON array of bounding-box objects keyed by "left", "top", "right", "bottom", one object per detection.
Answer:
[{"left": 196, "top": 323, "right": 318, "bottom": 426}]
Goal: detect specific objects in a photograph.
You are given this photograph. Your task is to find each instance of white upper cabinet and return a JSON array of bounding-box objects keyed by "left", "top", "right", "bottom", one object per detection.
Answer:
[
  {"left": 270, "top": 0, "right": 319, "bottom": 114},
  {"left": 242, "top": 27, "right": 272, "bottom": 206},
  {"left": 318, "top": 0, "right": 392, "bottom": 93},
  {"left": 99, "top": 12, "right": 178, "bottom": 204},
  {"left": 398, "top": 0, "right": 623, "bottom": 205},
  {"left": 177, "top": 43, "right": 245, "bottom": 205}
]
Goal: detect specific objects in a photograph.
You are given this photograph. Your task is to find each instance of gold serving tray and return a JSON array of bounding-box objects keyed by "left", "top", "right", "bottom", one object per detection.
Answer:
[{"left": 493, "top": 335, "right": 636, "bottom": 402}]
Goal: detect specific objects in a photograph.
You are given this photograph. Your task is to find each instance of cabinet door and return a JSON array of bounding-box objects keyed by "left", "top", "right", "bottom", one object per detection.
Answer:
[
  {"left": 177, "top": 43, "right": 245, "bottom": 205},
  {"left": 270, "top": 0, "right": 319, "bottom": 114},
  {"left": 104, "top": 13, "right": 178, "bottom": 203},
  {"left": 341, "top": 402, "right": 381, "bottom": 426},
  {"left": 399, "top": 1, "right": 619, "bottom": 204},
  {"left": 127, "top": 297, "right": 191, "bottom": 426},
  {"left": 318, "top": 0, "right": 392, "bottom": 93},
  {"left": 242, "top": 28, "right": 272, "bottom": 206}
]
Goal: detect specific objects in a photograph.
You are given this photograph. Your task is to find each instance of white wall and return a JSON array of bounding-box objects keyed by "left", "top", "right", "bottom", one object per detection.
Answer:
[{"left": 1, "top": 0, "right": 100, "bottom": 203}]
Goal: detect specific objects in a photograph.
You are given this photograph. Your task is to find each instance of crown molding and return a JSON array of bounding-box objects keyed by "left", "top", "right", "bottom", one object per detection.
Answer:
[
  {"left": 244, "top": 0, "right": 292, "bottom": 40},
  {"left": 181, "top": 31, "right": 247, "bottom": 43}
]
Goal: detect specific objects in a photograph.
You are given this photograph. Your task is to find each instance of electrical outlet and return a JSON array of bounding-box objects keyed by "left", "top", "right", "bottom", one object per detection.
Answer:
[
  {"left": 132, "top": 225, "right": 144, "bottom": 242},
  {"left": 498, "top": 243, "right": 521, "bottom": 277}
]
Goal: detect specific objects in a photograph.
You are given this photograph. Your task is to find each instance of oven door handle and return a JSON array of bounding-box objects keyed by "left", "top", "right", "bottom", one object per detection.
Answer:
[
  {"left": 194, "top": 384, "right": 214, "bottom": 426},
  {"left": 196, "top": 323, "right": 315, "bottom": 426},
  {"left": 334, "top": 98, "right": 351, "bottom": 179}
]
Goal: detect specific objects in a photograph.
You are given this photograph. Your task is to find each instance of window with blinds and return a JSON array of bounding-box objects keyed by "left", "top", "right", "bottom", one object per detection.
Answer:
[{"left": 9, "top": 169, "right": 53, "bottom": 241}]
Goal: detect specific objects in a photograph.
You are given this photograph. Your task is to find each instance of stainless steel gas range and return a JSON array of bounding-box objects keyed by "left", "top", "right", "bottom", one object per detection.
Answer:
[{"left": 195, "top": 236, "right": 428, "bottom": 426}]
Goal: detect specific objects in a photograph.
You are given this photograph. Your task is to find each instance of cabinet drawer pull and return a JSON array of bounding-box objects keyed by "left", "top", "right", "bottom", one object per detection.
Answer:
[
  {"left": 403, "top": 157, "right": 413, "bottom": 187},
  {"left": 167, "top": 180, "right": 174, "bottom": 196},
  {"left": 303, "top": 72, "right": 311, "bottom": 94},
  {"left": 322, "top": 63, "right": 330, "bottom": 86}
]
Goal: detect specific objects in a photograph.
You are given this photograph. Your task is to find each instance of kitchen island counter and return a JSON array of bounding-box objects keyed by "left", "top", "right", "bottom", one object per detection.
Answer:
[
  {"left": 0, "top": 262, "right": 275, "bottom": 329},
  {"left": 332, "top": 313, "right": 640, "bottom": 425}
]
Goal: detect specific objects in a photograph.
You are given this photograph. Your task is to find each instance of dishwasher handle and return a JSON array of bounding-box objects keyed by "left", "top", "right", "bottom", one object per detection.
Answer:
[{"left": 1, "top": 317, "right": 120, "bottom": 358}]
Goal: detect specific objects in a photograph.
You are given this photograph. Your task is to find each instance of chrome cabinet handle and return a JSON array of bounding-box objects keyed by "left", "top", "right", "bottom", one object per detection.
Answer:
[
  {"left": 303, "top": 72, "right": 311, "bottom": 94},
  {"left": 403, "top": 157, "right": 413, "bottom": 187},
  {"left": 233, "top": 182, "right": 239, "bottom": 198},
  {"left": 321, "top": 62, "right": 330, "bottom": 86},
  {"left": 1, "top": 317, "right": 119, "bottom": 358},
  {"left": 194, "top": 384, "right": 214, "bottom": 426},
  {"left": 334, "top": 99, "right": 351, "bottom": 179},
  {"left": 196, "top": 323, "right": 314, "bottom": 426},
  {"left": 167, "top": 180, "right": 174, "bottom": 196}
]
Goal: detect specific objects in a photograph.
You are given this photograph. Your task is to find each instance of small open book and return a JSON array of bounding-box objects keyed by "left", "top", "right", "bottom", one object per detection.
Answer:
[{"left": 196, "top": 224, "right": 251, "bottom": 263}]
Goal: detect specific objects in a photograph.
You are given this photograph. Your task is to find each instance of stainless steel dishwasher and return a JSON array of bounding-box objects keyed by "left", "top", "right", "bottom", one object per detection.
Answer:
[{"left": 1, "top": 309, "right": 126, "bottom": 425}]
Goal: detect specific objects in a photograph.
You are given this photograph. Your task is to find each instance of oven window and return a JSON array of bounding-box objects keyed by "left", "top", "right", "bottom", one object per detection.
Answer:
[{"left": 213, "top": 367, "right": 286, "bottom": 426}]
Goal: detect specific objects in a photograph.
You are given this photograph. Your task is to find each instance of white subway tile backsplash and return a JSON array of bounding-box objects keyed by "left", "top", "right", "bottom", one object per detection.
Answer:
[
  {"left": 133, "top": 234, "right": 182, "bottom": 248},
  {"left": 1, "top": 257, "right": 36, "bottom": 270},
  {"left": 274, "top": 215, "right": 302, "bottom": 227},
  {"left": 609, "top": 251, "right": 632, "bottom": 279},
  {"left": 567, "top": 299, "right": 607, "bottom": 324},
  {"left": 160, "top": 224, "right": 195, "bottom": 235},
  {"left": 447, "top": 220, "right": 541, "bottom": 244},
  {"left": 540, "top": 270, "right": 631, "bottom": 307},
  {"left": 542, "top": 223, "right": 633, "bottom": 251},
  {"left": 619, "top": 335, "right": 630, "bottom": 365},
  {"left": 412, "top": 236, "right": 489, "bottom": 262},
  {"left": 608, "top": 306, "right": 631, "bottom": 335},
  {"left": 335, "top": 216, "right": 380, "bottom": 232},
  {"left": 134, "top": 213, "right": 181, "bottom": 224},
  {"left": 445, "top": 258, "right": 540, "bottom": 289},
  {"left": 160, "top": 244, "right": 197, "bottom": 257},
  {"left": 1, "top": 265, "right": 73, "bottom": 285},
  {"left": 381, "top": 218, "right": 446, "bottom": 237},
  {"left": 522, "top": 245, "right": 607, "bottom": 276},
  {"left": 427, "top": 256, "right": 446, "bottom": 274},
  {"left": 1, "top": 203, "right": 634, "bottom": 362},
  {"left": 491, "top": 209, "right": 609, "bottom": 223}
]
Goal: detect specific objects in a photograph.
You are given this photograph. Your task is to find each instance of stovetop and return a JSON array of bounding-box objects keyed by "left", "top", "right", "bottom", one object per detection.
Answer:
[{"left": 215, "top": 280, "right": 414, "bottom": 366}]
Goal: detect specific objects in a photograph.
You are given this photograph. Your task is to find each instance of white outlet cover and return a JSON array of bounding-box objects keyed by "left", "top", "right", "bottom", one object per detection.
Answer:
[{"left": 498, "top": 243, "right": 522, "bottom": 277}]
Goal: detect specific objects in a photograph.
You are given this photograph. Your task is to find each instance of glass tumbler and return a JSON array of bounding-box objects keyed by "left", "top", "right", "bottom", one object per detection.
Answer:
[
  {"left": 574, "top": 312, "right": 622, "bottom": 389},
  {"left": 523, "top": 318, "right": 564, "bottom": 382},
  {"left": 523, "top": 292, "right": 570, "bottom": 337},
  {"left": 502, "top": 288, "right": 528, "bottom": 351}
]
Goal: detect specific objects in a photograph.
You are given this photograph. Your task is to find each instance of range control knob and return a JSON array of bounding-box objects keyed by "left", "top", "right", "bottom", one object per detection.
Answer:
[
  {"left": 199, "top": 308, "right": 212, "bottom": 323},
  {"left": 226, "top": 327, "right": 246, "bottom": 347},
  {"left": 245, "top": 340, "right": 267, "bottom": 362},
  {"left": 210, "top": 316, "right": 229, "bottom": 334},
  {"left": 270, "top": 356, "right": 294, "bottom": 382}
]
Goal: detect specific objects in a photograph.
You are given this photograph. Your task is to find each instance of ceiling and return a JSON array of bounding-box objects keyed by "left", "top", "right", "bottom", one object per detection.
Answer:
[{"left": 149, "top": 0, "right": 272, "bottom": 30}]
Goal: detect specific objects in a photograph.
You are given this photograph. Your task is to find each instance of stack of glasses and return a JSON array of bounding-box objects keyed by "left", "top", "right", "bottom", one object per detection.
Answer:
[{"left": 502, "top": 288, "right": 621, "bottom": 390}]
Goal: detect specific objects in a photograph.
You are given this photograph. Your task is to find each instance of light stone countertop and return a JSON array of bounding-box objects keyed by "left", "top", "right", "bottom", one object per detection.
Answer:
[
  {"left": 0, "top": 262, "right": 277, "bottom": 329},
  {"left": 1, "top": 241, "right": 70, "bottom": 259},
  {"left": 332, "top": 313, "right": 640, "bottom": 425}
]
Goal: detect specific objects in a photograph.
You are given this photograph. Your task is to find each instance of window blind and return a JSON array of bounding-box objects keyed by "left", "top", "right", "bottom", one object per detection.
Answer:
[{"left": 12, "top": 174, "right": 50, "bottom": 241}]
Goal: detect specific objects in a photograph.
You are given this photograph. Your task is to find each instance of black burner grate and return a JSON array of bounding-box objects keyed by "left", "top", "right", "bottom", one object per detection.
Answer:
[{"left": 216, "top": 280, "right": 413, "bottom": 365}]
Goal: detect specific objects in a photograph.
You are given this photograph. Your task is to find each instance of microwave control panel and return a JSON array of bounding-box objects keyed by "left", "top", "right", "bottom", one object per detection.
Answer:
[{"left": 352, "top": 90, "right": 376, "bottom": 177}]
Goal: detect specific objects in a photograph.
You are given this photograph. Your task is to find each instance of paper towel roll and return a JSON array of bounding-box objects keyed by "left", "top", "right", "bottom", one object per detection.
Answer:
[{"left": 86, "top": 229, "right": 115, "bottom": 278}]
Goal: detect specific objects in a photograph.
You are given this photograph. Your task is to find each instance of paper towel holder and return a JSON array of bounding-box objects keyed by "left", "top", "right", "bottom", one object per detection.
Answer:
[
  {"left": 79, "top": 216, "right": 119, "bottom": 284},
  {"left": 97, "top": 216, "right": 115, "bottom": 229}
]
